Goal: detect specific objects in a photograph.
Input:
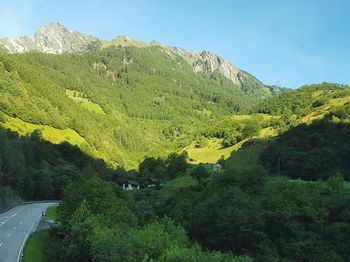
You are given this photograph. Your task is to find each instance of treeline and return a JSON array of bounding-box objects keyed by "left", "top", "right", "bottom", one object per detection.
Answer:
[{"left": 254, "top": 82, "right": 350, "bottom": 117}]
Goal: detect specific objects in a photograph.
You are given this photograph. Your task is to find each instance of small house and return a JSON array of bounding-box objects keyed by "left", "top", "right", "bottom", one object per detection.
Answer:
[
  {"left": 147, "top": 177, "right": 163, "bottom": 188},
  {"left": 122, "top": 180, "right": 140, "bottom": 190},
  {"left": 213, "top": 164, "right": 222, "bottom": 172}
]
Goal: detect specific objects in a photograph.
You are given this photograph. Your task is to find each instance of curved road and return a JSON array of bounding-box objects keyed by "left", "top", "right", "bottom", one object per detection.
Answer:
[{"left": 0, "top": 203, "right": 56, "bottom": 262}]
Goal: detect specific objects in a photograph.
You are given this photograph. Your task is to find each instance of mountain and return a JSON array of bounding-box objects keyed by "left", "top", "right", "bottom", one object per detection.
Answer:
[
  {"left": 0, "top": 22, "right": 97, "bottom": 54},
  {"left": 103, "top": 36, "right": 246, "bottom": 85},
  {"left": 0, "top": 23, "right": 276, "bottom": 169},
  {"left": 0, "top": 22, "right": 269, "bottom": 88},
  {"left": 0, "top": 22, "right": 281, "bottom": 168}
]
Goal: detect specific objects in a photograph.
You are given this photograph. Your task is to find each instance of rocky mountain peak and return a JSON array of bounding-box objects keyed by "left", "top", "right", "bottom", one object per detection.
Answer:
[
  {"left": 170, "top": 47, "right": 241, "bottom": 84},
  {"left": 113, "top": 35, "right": 134, "bottom": 43},
  {"left": 0, "top": 22, "right": 253, "bottom": 85},
  {"left": 34, "top": 22, "right": 71, "bottom": 37},
  {"left": 110, "top": 35, "right": 159, "bottom": 48},
  {"left": 0, "top": 22, "right": 97, "bottom": 54}
]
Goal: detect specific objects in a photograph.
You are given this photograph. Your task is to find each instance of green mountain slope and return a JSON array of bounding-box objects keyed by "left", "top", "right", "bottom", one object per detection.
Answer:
[
  {"left": 222, "top": 83, "right": 350, "bottom": 180},
  {"left": 0, "top": 42, "right": 272, "bottom": 167}
]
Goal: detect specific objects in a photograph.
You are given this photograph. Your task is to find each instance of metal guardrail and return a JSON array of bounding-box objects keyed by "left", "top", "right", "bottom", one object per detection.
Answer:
[
  {"left": 19, "top": 200, "right": 61, "bottom": 205},
  {"left": 0, "top": 200, "right": 61, "bottom": 215}
]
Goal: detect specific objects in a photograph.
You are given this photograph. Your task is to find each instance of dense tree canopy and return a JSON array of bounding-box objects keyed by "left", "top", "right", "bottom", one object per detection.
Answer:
[{"left": 261, "top": 118, "right": 350, "bottom": 181}]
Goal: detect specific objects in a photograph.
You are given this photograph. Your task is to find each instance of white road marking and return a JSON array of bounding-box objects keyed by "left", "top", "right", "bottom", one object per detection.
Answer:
[
  {"left": 0, "top": 206, "right": 27, "bottom": 228},
  {"left": 0, "top": 206, "right": 21, "bottom": 217},
  {"left": 0, "top": 203, "right": 59, "bottom": 262},
  {"left": 17, "top": 214, "right": 42, "bottom": 262}
]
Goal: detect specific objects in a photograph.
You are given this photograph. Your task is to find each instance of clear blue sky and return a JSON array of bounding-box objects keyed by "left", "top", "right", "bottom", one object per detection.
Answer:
[{"left": 0, "top": 0, "right": 349, "bottom": 88}]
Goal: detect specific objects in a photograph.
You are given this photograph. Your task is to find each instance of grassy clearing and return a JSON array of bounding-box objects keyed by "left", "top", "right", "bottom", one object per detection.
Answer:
[
  {"left": 79, "top": 100, "right": 106, "bottom": 114},
  {"left": 224, "top": 139, "right": 272, "bottom": 171},
  {"left": 260, "top": 126, "right": 278, "bottom": 138},
  {"left": 185, "top": 138, "right": 240, "bottom": 164},
  {"left": 226, "top": 113, "right": 275, "bottom": 120},
  {"left": 66, "top": 89, "right": 106, "bottom": 114},
  {"left": 0, "top": 111, "right": 100, "bottom": 160},
  {"left": 0, "top": 111, "right": 86, "bottom": 146},
  {"left": 185, "top": 126, "right": 277, "bottom": 165},
  {"left": 164, "top": 175, "right": 197, "bottom": 189},
  {"left": 301, "top": 96, "right": 350, "bottom": 124},
  {"left": 23, "top": 230, "right": 48, "bottom": 262},
  {"left": 45, "top": 205, "right": 58, "bottom": 221}
]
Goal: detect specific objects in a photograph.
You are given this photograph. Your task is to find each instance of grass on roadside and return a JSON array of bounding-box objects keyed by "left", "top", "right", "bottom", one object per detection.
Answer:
[
  {"left": 23, "top": 230, "right": 49, "bottom": 262},
  {"left": 23, "top": 205, "right": 59, "bottom": 262},
  {"left": 45, "top": 206, "right": 58, "bottom": 221}
]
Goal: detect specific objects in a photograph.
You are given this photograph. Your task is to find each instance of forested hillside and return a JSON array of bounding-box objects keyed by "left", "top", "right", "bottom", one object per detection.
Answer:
[
  {"left": 215, "top": 83, "right": 350, "bottom": 181},
  {"left": 0, "top": 45, "right": 271, "bottom": 169}
]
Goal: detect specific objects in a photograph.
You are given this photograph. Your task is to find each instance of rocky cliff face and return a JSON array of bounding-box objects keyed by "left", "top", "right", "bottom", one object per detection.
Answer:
[
  {"left": 104, "top": 38, "right": 250, "bottom": 86},
  {"left": 170, "top": 47, "right": 242, "bottom": 84},
  {"left": 0, "top": 22, "right": 261, "bottom": 87},
  {"left": 0, "top": 22, "right": 97, "bottom": 54}
]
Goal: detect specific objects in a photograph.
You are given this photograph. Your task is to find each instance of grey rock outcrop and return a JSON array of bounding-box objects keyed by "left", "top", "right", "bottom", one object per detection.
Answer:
[
  {"left": 0, "top": 22, "right": 97, "bottom": 54},
  {"left": 170, "top": 47, "right": 241, "bottom": 84}
]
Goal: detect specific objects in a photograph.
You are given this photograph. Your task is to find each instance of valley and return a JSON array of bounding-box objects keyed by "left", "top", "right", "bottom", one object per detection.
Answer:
[{"left": 0, "top": 22, "right": 349, "bottom": 262}]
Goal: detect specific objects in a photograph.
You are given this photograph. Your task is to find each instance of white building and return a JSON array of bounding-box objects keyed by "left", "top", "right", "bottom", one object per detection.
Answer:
[
  {"left": 213, "top": 164, "right": 223, "bottom": 172},
  {"left": 122, "top": 180, "right": 140, "bottom": 190}
]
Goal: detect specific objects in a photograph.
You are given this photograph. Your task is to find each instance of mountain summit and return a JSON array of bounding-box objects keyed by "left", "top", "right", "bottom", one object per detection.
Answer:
[
  {"left": 170, "top": 48, "right": 243, "bottom": 84},
  {"left": 0, "top": 22, "right": 97, "bottom": 54},
  {"left": 0, "top": 22, "right": 262, "bottom": 86}
]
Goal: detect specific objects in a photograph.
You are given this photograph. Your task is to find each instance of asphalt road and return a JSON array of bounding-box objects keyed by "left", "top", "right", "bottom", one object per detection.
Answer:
[{"left": 0, "top": 203, "right": 55, "bottom": 262}]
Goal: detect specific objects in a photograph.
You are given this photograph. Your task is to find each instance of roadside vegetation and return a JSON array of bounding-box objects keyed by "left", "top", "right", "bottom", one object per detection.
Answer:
[
  {"left": 23, "top": 205, "right": 59, "bottom": 262},
  {"left": 23, "top": 231, "right": 49, "bottom": 262},
  {"left": 45, "top": 205, "right": 58, "bottom": 220}
]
